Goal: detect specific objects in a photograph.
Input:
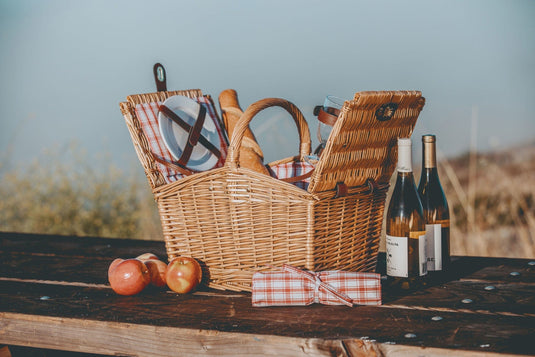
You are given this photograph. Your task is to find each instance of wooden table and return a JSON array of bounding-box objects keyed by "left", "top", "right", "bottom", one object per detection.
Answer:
[{"left": 1, "top": 232, "right": 534, "bottom": 357}]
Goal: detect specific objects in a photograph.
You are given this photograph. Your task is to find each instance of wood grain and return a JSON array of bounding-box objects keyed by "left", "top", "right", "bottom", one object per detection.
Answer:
[
  {"left": 1, "top": 312, "right": 350, "bottom": 357},
  {"left": 1, "top": 232, "right": 534, "bottom": 356},
  {"left": 1, "top": 280, "right": 534, "bottom": 356},
  {"left": 0, "top": 231, "right": 167, "bottom": 258}
]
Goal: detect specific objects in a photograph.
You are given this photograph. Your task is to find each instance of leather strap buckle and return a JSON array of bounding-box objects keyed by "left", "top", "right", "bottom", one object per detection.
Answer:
[
  {"left": 153, "top": 63, "right": 167, "bottom": 92},
  {"left": 366, "top": 178, "right": 378, "bottom": 194},
  {"left": 335, "top": 182, "right": 348, "bottom": 198}
]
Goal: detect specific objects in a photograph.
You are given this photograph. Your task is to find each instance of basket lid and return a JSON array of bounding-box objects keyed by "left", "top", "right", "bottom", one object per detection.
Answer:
[{"left": 307, "top": 91, "right": 425, "bottom": 193}]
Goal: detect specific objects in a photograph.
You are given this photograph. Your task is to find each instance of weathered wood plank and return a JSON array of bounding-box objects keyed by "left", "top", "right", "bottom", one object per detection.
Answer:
[
  {"left": 4, "top": 346, "right": 93, "bottom": 357},
  {"left": 458, "top": 263, "right": 535, "bottom": 284},
  {"left": 383, "top": 280, "right": 535, "bottom": 316},
  {"left": 1, "top": 281, "right": 534, "bottom": 355},
  {"left": 376, "top": 254, "right": 535, "bottom": 284},
  {"left": 0, "top": 252, "right": 112, "bottom": 285},
  {"left": 343, "top": 340, "right": 532, "bottom": 357},
  {"left": 4, "top": 231, "right": 533, "bottom": 285},
  {"left": 0, "top": 232, "right": 166, "bottom": 259},
  {"left": 2, "top": 232, "right": 535, "bottom": 356},
  {"left": 0, "top": 312, "right": 348, "bottom": 357},
  {"left": 2, "top": 251, "right": 534, "bottom": 317}
]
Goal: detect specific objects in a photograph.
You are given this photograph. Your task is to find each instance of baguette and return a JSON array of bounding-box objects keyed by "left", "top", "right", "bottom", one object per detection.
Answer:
[{"left": 219, "top": 89, "right": 270, "bottom": 175}]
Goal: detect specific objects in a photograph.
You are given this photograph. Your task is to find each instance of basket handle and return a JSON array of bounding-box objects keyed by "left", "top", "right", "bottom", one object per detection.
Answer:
[{"left": 226, "top": 98, "right": 311, "bottom": 170}]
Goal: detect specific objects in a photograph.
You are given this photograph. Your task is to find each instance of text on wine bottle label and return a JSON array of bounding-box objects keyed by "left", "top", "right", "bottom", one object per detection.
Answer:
[
  {"left": 425, "top": 224, "right": 442, "bottom": 271},
  {"left": 386, "top": 235, "right": 408, "bottom": 277}
]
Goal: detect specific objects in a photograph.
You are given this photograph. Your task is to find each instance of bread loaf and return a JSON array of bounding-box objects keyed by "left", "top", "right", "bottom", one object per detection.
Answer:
[{"left": 219, "top": 89, "right": 270, "bottom": 175}]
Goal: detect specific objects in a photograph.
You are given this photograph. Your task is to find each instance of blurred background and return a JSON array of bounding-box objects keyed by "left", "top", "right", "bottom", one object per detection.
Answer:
[{"left": 1, "top": 0, "right": 534, "bottom": 258}]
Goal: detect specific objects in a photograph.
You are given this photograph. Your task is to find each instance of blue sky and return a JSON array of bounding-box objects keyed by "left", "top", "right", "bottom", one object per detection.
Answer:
[{"left": 1, "top": 0, "right": 534, "bottom": 174}]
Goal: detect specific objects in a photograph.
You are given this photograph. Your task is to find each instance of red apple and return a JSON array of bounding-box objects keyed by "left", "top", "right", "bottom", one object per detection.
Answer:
[
  {"left": 108, "top": 258, "right": 150, "bottom": 296},
  {"left": 165, "top": 257, "right": 202, "bottom": 294},
  {"left": 108, "top": 258, "right": 124, "bottom": 276},
  {"left": 144, "top": 259, "right": 168, "bottom": 288},
  {"left": 136, "top": 253, "right": 159, "bottom": 261}
]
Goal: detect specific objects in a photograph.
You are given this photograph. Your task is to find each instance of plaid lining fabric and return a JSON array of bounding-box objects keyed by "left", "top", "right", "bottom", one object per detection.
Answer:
[
  {"left": 134, "top": 96, "right": 227, "bottom": 183},
  {"left": 135, "top": 95, "right": 313, "bottom": 187},
  {"left": 252, "top": 265, "right": 382, "bottom": 307},
  {"left": 268, "top": 161, "right": 315, "bottom": 190}
]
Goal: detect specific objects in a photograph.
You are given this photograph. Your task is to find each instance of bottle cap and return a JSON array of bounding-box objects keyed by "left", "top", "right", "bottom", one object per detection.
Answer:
[
  {"left": 397, "top": 137, "right": 412, "bottom": 172},
  {"left": 422, "top": 135, "right": 436, "bottom": 143},
  {"left": 422, "top": 135, "right": 437, "bottom": 168},
  {"left": 398, "top": 138, "right": 412, "bottom": 146}
]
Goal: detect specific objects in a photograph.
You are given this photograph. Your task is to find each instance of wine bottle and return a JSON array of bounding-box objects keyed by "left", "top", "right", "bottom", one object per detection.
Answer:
[
  {"left": 386, "top": 138, "right": 427, "bottom": 290},
  {"left": 418, "top": 135, "right": 450, "bottom": 275}
]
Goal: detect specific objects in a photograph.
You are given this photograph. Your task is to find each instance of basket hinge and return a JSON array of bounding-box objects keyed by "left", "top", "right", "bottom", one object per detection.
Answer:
[{"left": 335, "top": 182, "right": 348, "bottom": 198}]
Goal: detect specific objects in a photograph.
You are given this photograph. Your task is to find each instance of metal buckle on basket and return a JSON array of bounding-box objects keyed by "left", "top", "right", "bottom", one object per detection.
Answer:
[
  {"left": 366, "top": 178, "right": 378, "bottom": 194},
  {"left": 375, "top": 102, "right": 398, "bottom": 122}
]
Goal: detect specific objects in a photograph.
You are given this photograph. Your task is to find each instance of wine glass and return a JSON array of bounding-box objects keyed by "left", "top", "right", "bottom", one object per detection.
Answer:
[{"left": 315, "top": 95, "right": 345, "bottom": 154}]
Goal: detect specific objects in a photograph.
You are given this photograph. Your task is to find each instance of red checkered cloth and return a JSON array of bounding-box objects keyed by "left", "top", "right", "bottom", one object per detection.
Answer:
[
  {"left": 268, "top": 161, "right": 315, "bottom": 190},
  {"left": 134, "top": 96, "right": 227, "bottom": 183},
  {"left": 252, "top": 265, "right": 382, "bottom": 307}
]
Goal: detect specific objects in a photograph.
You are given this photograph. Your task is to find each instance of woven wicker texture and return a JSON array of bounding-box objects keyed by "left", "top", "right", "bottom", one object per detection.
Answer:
[
  {"left": 120, "top": 89, "right": 203, "bottom": 189},
  {"left": 227, "top": 98, "right": 311, "bottom": 168},
  {"left": 120, "top": 90, "right": 425, "bottom": 291},
  {"left": 308, "top": 90, "right": 425, "bottom": 193}
]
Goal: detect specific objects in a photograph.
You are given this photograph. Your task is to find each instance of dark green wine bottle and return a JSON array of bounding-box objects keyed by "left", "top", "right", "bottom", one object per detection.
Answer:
[{"left": 418, "top": 135, "right": 451, "bottom": 275}]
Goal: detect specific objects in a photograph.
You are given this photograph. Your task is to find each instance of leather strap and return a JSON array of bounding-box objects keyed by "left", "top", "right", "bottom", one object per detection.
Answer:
[
  {"left": 177, "top": 105, "right": 206, "bottom": 167},
  {"left": 279, "top": 167, "right": 315, "bottom": 183},
  {"left": 317, "top": 106, "right": 340, "bottom": 126},
  {"left": 153, "top": 154, "right": 197, "bottom": 176},
  {"left": 153, "top": 63, "right": 167, "bottom": 92},
  {"left": 159, "top": 105, "right": 222, "bottom": 165},
  {"left": 333, "top": 179, "right": 378, "bottom": 198},
  {"left": 335, "top": 182, "right": 348, "bottom": 198}
]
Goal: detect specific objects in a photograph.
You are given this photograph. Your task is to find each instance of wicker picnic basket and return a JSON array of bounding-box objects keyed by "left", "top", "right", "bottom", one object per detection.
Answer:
[{"left": 120, "top": 89, "right": 425, "bottom": 292}]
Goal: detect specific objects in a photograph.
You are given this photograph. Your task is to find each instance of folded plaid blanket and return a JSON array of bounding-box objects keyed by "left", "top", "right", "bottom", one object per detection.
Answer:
[
  {"left": 252, "top": 265, "right": 382, "bottom": 307},
  {"left": 136, "top": 96, "right": 315, "bottom": 188}
]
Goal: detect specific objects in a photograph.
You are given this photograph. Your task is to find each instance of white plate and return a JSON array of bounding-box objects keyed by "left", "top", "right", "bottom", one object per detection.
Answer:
[{"left": 158, "top": 95, "right": 221, "bottom": 172}]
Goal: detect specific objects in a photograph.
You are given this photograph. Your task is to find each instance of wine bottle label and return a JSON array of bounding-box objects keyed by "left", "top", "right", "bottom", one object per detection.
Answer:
[
  {"left": 397, "top": 138, "right": 413, "bottom": 173},
  {"left": 419, "top": 232, "right": 427, "bottom": 276},
  {"left": 409, "top": 231, "right": 427, "bottom": 276},
  {"left": 386, "top": 235, "right": 408, "bottom": 278},
  {"left": 410, "top": 231, "right": 427, "bottom": 276},
  {"left": 425, "top": 224, "right": 442, "bottom": 271}
]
